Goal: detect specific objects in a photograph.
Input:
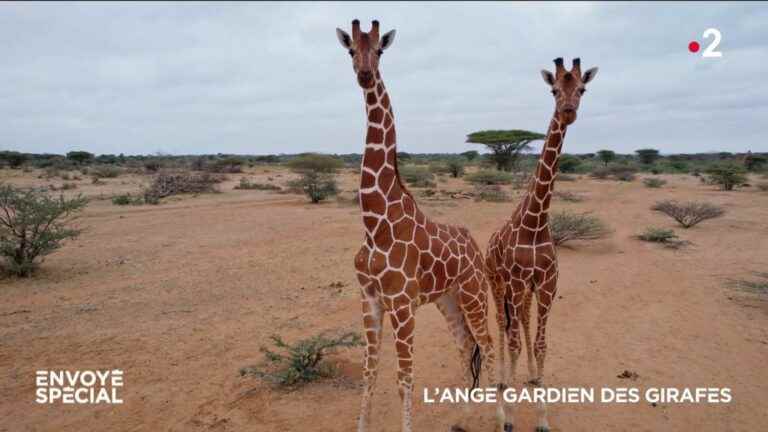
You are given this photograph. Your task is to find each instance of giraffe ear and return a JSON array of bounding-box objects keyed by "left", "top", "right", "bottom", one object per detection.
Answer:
[
  {"left": 380, "top": 30, "right": 396, "bottom": 51},
  {"left": 336, "top": 28, "right": 352, "bottom": 50},
  {"left": 582, "top": 67, "right": 599, "bottom": 84},
  {"left": 541, "top": 70, "right": 555, "bottom": 86}
]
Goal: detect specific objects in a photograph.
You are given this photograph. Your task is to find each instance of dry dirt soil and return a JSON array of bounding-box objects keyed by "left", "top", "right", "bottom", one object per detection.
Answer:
[{"left": 1, "top": 167, "right": 767, "bottom": 432}]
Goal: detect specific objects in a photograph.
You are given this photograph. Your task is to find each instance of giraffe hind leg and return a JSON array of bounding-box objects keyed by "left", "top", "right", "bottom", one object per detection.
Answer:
[{"left": 454, "top": 275, "right": 504, "bottom": 432}]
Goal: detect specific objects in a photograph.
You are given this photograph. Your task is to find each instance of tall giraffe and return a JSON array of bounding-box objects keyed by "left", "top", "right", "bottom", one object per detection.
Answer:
[
  {"left": 486, "top": 57, "right": 598, "bottom": 432},
  {"left": 336, "top": 20, "right": 501, "bottom": 432}
]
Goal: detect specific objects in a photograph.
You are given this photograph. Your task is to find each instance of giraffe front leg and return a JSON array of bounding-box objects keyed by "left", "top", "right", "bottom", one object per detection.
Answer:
[
  {"left": 532, "top": 277, "right": 557, "bottom": 432},
  {"left": 389, "top": 295, "right": 416, "bottom": 432},
  {"left": 357, "top": 283, "right": 383, "bottom": 432}
]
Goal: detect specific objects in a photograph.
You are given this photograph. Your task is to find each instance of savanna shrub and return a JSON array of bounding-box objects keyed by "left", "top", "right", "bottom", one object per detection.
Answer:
[
  {"left": 399, "top": 165, "right": 436, "bottom": 188},
  {"left": 234, "top": 178, "right": 281, "bottom": 191},
  {"left": 643, "top": 178, "right": 667, "bottom": 188},
  {"left": 637, "top": 227, "right": 678, "bottom": 243},
  {"left": 239, "top": 332, "right": 363, "bottom": 388},
  {"left": 0, "top": 184, "right": 88, "bottom": 276},
  {"left": 465, "top": 170, "right": 513, "bottom": 185},
  {"left": 550, "top": 211, "right": 611, "bottom": 246},
  {"left": 287, "top": 172, "right": 338, "bottom": 203},
  {"left": 705, "top": 163, "right": 747, "bottom": 191},
  {"left": 651, "top": 200, "right": 724, "bottom": 228},
  {"left": 474, "top": 185, "right": 511, "bottom": 202}
]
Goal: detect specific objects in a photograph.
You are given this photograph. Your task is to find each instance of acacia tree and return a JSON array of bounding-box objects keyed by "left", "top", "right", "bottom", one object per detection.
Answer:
[
  {"left": 635, "top": 148, "right": 660, "bottom": 165},
  {"left": 466, "top": 130, "right": 544, "bottom": 171},
  {"left": 66, "top": 151, "right": 94, "bottom": 165},
  {"left": 286, "top": 154, "right": 343, "bottom": 203},
  {"left": 596, "top": 150, "right": 616, "bottom": 166}
]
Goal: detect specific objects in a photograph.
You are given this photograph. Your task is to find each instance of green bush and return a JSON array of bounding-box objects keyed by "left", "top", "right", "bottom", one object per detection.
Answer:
[
  {"left": 550, "top": 211, "right": 611, "bottom": 246},
  {"left": 636, "top": 148, "right": 660, "bottom": 165},
  {"left": 286, "top": 154, "right": 343, "bottom": 203},
  {"left": 240, "top": 332, "right": 363, "bottom": 388},
  {"left": 643, "top": 178, "right": 667, "bottom": 188},
  {"left": 111, "top": 194, "right": 145, "bottom": 206},
  {"left": 558, "top": 154, "right": 582, "bottom": 173},
  {"left": 287, "top": 154, "right": 343, "bottom": 173},
  {"left": 0, "top": 184, "right": 88, "bottom": 276},
  {"left": 399, "top": 165, "right": 436, "bottom": 188},
  {"left": 590, "top": 165, "right": 637, "bottom": 181},
  {"left": 207, "top": 157, "right": 244, "bottom": 174},
  {"left": 705, "top": 163, "right": 747, "bottom": 191},
  {"left": 726, "top": 272, "right": 768, "bottom": 296},
  {"left": 596, "top": 150, "right": 616, "bottom": 166},
  {"left": 112, "top": 195, "right": 133, "bottom": 205},
  {"left": 464, "top": 170, "right": 513, "bottom": 185},
  {"left": 0, "top": 151, "right": 28, "bottom": 168},
  {"left": 446, "top": 160, "right": 466, "bottom": 178},
  {"left": 652, "top": 200, "right": 724, "bottom": 228},
  {"left": 234, "top": 178, "right": 281, "bottom": 191},
  {"left": 287, "top": 172, "right": 338, "bottom": 203},
  {"left": 637, "top": 227, "right": 687, "bottom": 249},
  {"left": 637, "top": 227, "right": 677, "bottom": 243}
]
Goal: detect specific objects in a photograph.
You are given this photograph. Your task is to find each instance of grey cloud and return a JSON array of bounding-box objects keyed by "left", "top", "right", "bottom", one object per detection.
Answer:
[{"left": 1, "top": 1, "right": 766, "bottom": 156}]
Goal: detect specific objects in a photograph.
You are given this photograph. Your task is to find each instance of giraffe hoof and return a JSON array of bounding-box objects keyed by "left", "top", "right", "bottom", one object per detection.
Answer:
[
  {"left": 527, "top": 378, "right": 542, "bottom": 387},
  {"left": 450, "top": 426, "right": 468, "bottom": 432},
  {"left": 503, "top": 422, "right": 514, "bottom": 432},
  {"left": 534, "top": 427, "right": 550, "bottom": 432}
]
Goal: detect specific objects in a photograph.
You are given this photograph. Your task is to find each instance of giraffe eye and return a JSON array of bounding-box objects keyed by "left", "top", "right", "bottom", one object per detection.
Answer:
[
  {"left": 377, "top": 49, "right": 383, "bottom": 56},
  {"left": 578, "top": 88, "right": 586, "bottom": 95},
  {"left": 551, "top": 89, "right": 559, "bottom": 96},
  {"left": 348, "top": 49, "right": 355, "bottom": 57}
]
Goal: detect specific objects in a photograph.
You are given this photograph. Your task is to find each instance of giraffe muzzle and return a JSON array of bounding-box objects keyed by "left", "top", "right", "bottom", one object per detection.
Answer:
[
  {"left": 561, "top": 108, "right": 577, "bottom": 125},
  {"left": 357, "top": 71, "right": 375, "bottom": 88}
]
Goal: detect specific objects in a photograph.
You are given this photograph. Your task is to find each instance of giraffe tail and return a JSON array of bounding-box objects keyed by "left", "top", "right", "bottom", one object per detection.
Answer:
[{"left": 470, "top": 343, "right": 482, "bottom": 390}]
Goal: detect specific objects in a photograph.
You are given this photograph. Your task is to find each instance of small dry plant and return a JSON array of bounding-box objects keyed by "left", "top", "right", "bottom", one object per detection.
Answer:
[
  {"left": 651, "top": 200, "right": 724, "bottom": 228},
  {"left": 550, "top": 211, "right": 611, "bottom": 246}
]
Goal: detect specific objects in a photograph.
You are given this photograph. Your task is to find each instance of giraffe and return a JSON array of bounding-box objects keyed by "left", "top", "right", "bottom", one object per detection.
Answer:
[
  {"left": 336, "top": 19, "right": 501, "bottom": 432},
  {"left": 486, "top": 57, "right": 598, "bottom": 432}
]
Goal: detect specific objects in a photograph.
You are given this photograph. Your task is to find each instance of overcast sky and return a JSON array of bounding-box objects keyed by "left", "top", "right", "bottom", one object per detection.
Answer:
[{"left": 1, "top": 2, "right": 766, "bottom": 156}]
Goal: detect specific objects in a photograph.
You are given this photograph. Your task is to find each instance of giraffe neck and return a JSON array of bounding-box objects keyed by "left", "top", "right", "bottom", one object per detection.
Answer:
[
  {"left": 359, "top": 72, "right": 408, "bottom": 214},
  {"left": 520, "top": 115, "right": 566, "bottom": 228}
]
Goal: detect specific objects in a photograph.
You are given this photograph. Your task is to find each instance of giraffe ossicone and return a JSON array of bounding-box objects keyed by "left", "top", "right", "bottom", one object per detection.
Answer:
[
  {"left": 486, "top": 57, "right": 599, "bottom": 432},
  {"left": 337, "top": 19, "right": 502, "bottom": 432}
]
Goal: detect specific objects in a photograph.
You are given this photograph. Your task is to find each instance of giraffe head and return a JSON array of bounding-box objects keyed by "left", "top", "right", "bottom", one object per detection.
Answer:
[
  {"left": 336, "top": 19, "right": 396, "bottom": 89},
  {"left": 541, "top": 58, "right": 598, "bottom": 125}
]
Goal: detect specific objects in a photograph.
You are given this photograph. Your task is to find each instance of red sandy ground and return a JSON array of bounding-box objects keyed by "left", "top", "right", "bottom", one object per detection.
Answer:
[{"left": 1, "top": 168, "right": 767, "bottom": 431}]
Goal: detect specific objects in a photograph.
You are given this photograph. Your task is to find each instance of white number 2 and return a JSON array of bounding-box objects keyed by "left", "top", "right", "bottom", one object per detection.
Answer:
[{"left": 702, "top": 28, "right": 722, "bottom": 58}]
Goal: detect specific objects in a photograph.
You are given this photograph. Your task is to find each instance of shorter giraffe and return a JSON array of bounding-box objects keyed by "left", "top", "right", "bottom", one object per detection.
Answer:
[
  {"left": 486, "top": 58, "right": 598, "bottom": 432},
  {"left": 336, "top": 20, "right": 502, "bottom": 432}
]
